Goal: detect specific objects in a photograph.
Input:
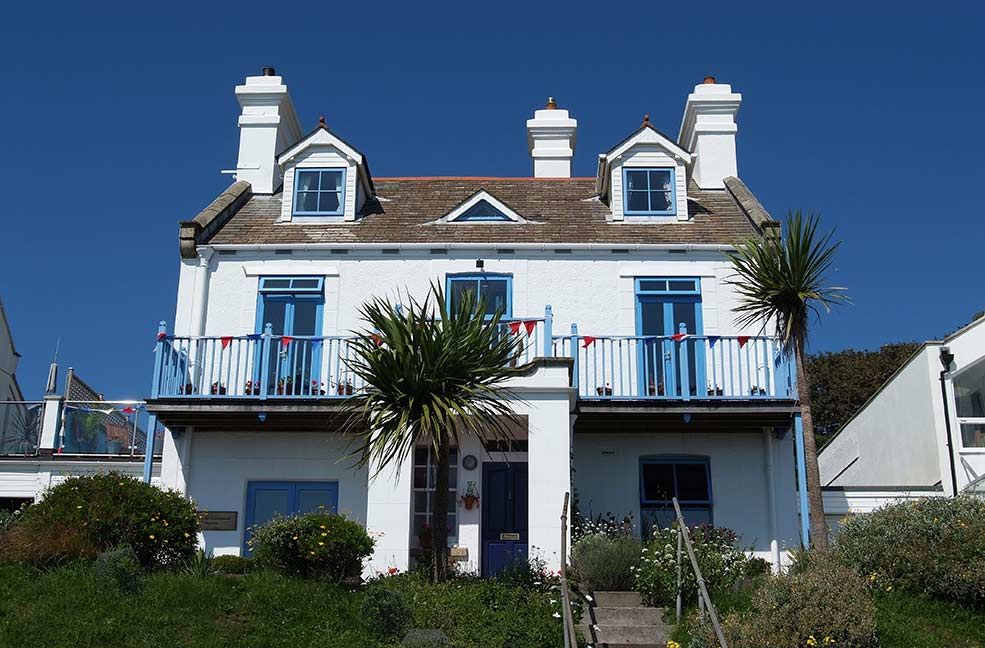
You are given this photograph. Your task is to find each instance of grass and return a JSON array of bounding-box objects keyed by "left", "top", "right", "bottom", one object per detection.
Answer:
[
  {"left": 0, "top": 565, "right": 564, "bottom": 648},
  {"left": 669, "top": 579, "right": 985, "bottom": 648}
]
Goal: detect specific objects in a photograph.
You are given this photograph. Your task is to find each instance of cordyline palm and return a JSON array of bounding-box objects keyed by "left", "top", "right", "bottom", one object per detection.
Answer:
[
  {"left": 341, "top": 283, "right": 523, "bottom": 582},
  {"left": 728, "top": 210, "right": 848, "bottom": 549}
]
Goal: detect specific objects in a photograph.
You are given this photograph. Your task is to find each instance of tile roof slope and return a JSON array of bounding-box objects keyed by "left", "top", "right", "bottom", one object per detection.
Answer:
[{"left": 205, "top": 177, "right": 766, "bottom": 247}]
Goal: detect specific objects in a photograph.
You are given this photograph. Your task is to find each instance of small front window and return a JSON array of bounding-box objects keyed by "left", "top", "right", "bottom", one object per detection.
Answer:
[
  {"left": 446, "top": 274, "right": 512, "bottom": 319},
  {"left": 624, "top": 168, "right": 675, "bottom": 216},
  {"left": 293, "top": 168, "right": 345, "bottom": 216},
  {"left": 640, "top": 456, "right": 712, "bottom": 529}
]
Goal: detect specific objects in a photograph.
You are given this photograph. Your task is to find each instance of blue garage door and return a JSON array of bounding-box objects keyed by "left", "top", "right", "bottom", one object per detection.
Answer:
[{"left": 243, "top": 481, "right": 338, "bottom": 555}]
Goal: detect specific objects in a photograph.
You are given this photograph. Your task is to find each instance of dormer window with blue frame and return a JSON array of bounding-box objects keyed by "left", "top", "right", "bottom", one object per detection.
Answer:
[
  {"left": 293, "top": 168, "right": 345, "bottom": 217},
  {"left": 455, "top": 199, "right": 512, "bottom": 222},
  {"left": 446, "top": 274, "right": 512, "bottom": 319},
  {"left": 623, "top": 168, "right": 676, "bottom": 216}
]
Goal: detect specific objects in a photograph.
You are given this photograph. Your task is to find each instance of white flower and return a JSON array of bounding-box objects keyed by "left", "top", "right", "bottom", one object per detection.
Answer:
[
  {"left": 552, "top": 612, "right": 561, "bottom": 618},
  {"left": 550, "top": 599, "right": 557, "bottom": 604}
]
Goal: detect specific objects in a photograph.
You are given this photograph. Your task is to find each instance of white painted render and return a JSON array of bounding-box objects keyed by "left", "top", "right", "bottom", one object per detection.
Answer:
[
  {"left": 821, "top": 487, "right": 945, "bottom": 532},
  {"left": 0, "top": 458, "right": 160, "bottom": 500},
  {"left": 526, "top": 105, "right": 577, "bottom": 179},
  {"left": 233, "top": 74, "right": 302, "bottom": 195},
  {"left": 678, "top": 82, "right": 741, "bottom": 190}
]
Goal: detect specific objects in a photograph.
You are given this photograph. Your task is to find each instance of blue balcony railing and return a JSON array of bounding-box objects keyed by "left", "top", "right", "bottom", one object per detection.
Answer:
[{"left": 150, "top": 307, "right": 795, "bottom": 402}]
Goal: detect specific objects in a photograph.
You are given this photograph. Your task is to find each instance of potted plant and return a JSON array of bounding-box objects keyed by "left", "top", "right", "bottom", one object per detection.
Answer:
[
  {"left": 647, "top": 382, "right": 665, "bottom": 396},
  {"left": 460, "top": 482, "right": 480, "bottom": 510},
  {"left": 277, "top": 376, "right": 293, "bottom": 395},
  {"left": 178, "top": 383, "right": 195, "bottom": 395},
  {"left": 244, "top": 380, "right": 261, "bottom": 396},
  {"left": 707, "top": 384, "right": 724, "bottom": 396},
  {"left": 336, "top": 380, "right": 354, "bottom": 396},
  {"left": 210, "top": 382, "right": 227, "bottom": 395},
  {"left": 418, "top": 523, "right": 432, "bottom": 549},
  {"left": 749, "top": 385, "right": 767, "bottom": 396},
  {"left": 596, "top": 384, "right": 613, "bottom": 396}
]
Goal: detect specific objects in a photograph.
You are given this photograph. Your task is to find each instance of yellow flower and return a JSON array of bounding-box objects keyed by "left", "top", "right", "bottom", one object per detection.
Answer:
[
  {"left": 869, "top": 572, "right": 877, "bottom": 582},
  {"left": 806, "top": 636, "right": 818, "bottom": 647},
  {"left": 76, "top": 505, "right": 83, "bottom": 509},
  {"left": 321, "top": 532, "right": 327, "bottom": 537},
  {"left": 886, "top": 585, "right": 892, "bottom": 591},
  {"left": 149, "top": 534, "right": 155, "bottom": 540},
  {"left": 823, "top": 637, "right": 835, "bottom": 646},
  {"left": 319, "top": 541, "right": 325, "bottom": 546},
  {"left": 320, "top": 525, "right": 326, "bottom": 529},
  {"left": 668, "top": 642, "right": 680, "bottom": 648},
  {"left": 292, "top": 535, "right": 299, "bottom": 540},
  {"left": 184, "top": 532, "right": 190, "bottom": 538},
  {"left": 309, "top": 551, "right": 315, "bottom": 555}
]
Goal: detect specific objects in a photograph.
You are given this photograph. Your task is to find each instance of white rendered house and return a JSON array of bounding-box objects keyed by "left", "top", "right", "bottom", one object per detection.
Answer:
[
  {"left": 147, "top": 69, "right": 808, "bottom": 575},
  {"left": 819, "top": 316, "right": 985, "bottom": 527}
]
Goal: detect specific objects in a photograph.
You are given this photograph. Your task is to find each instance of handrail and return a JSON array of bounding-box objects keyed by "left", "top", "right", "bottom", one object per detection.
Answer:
[
  {"left": 559, "top": 492, "right": 579, "bottom": 648},
  {"left": 673, "top": 497, "right": 729, "bottom": 648}
]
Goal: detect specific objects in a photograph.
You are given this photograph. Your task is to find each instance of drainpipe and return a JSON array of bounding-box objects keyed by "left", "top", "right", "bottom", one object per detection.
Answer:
[
  {"left": 938, "top": 346, "right": 959, "bottom": 496},
  {"left": 192, "top": 247, "right": 214, "bottom": 337},
  {"left": 763, "top": 428, "right": 780, "bottom": 572}
]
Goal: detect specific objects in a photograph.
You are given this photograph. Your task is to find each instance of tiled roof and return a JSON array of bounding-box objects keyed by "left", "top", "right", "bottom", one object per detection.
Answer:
[{"left": 199, "top": 177, "right": 768, "bottom": 248}]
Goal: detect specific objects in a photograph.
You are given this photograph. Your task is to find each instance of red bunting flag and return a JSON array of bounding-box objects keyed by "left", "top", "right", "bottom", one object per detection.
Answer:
[
  {"left": 121, "top": 406, "right": 134, "bottom": 414},
  {"left": 524, "top": 320, "right": 537, "bottom": 336},
  {"left": 156, "top": 332, "right": 166, "bottom": 341},
  {"left": 508, "top": 321, "right": 522, "bottom": 335},
  {"left": 370, "top": 333, "right": 383, "bottom": 347},
  {"left": 737, "top": 336, "right": 750, "bottom": 348},
  {"left": 670, "top": 333, "right": 688, "bottom": 342},
  {"left": 281, "top": 336, "right": 293, "bottom": 347},
  {"left": 220, "top": 336, "right": 232, "bottom": 350},
  {"left": 581, "top": 336, "right": 597, "bottom": 348}
]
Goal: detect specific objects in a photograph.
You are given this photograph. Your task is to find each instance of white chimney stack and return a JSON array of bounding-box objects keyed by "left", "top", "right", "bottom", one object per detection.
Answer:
[
  {"left": 678, "top": 77, "right": 742, "bottom": 189},
  {"left": 526, "top": 98, "right": 577, "bottom": 178},
  {"left": 234, "top": 67, "right": 303, "bottom": 194}
]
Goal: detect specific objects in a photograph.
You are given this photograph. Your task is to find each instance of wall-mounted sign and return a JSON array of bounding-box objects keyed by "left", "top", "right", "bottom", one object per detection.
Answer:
[
  {"left": 462, "top": 454, "right": 478, "bottom": 470},
  {"left": 499, "top": 532, "right": 520, "bottom": 541},
  {"left": 198, "top": 511, "right": 237, "bottom": 531}
]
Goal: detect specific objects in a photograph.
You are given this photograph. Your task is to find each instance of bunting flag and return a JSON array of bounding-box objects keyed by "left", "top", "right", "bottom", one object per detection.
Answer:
[
  {"left": 508, "top": 321, "right": 522, "bottom": 335},
  {"left": 737, "top": 335, "right": 750, "bottom": 349},
  {"left": 281, "top": 336, "right": 293, "bottom": 348},
  {"left": 121, "top": 406, "right": 134, "bottom": 414},
  {"left": 156, "top": 332, "right": 167, "bottom": 341},
  {"left": 246, "top": 333, "right": 262, "bottom": 341},
  {"left": 670, "top": 333, "right": 688, "bottom": 342},
  {"left": 581, "top": 336, "right": 597, "bottom": 349},
  {"left": 707, "top": 335, "right": 721, "bottom": 348},
  {"left": 220, "top": 336, "right": 232, "bottom": 350},
  {"left": 369, "top": 334, "right": 383, "bottom": 347},
  {"left": 523, "top": 320, "right": 537, "bottom": 336}
]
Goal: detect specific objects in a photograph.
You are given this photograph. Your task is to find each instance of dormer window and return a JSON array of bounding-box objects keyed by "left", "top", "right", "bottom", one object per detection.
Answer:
[
  {"left": 293, "top": 168, "right": 345, "bottom": 216},
  {"left": 624, "top": 168, "right": 676, "bottom": 216},
  {"left": 456, "top": 199, "right": 512, "bottom": 222}
]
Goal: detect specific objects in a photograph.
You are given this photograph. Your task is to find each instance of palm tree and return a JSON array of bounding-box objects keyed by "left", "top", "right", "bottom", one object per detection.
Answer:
[
  {"left": 342, "top": 283, "right": 523, "bottom": 581},
  {"left": 728, "top": 211, "right": 849, "bottom": 549}
]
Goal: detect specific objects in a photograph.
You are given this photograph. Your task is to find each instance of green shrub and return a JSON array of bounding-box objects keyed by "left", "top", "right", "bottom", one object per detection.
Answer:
[
  {"left": 183, "top": 548, "right": 216, "bottom": 577},
  {"left": 250, "top": 512, "right": 373, "bottom": 580},
  {"left": 212, "top": 554, "right": 253, "bottom": 575},
  {"left": 362, "top": 586, "right": 413, "bottom": 640},
  {"left": 495, "top": 555, "right": 561, "bottom": 593},
  {"left": 570, "top": 533, "right": 640, "bottom": 592},
  {"left": 94, "top": 546, "right": 145, "bottom": 595},
  {"left": 701, "top": 551, "right": 878, "bottom": 648},
  {"left": 743, "top": 557, "right": 770, "bottom": 579},
  {"left": 635, "top": 524, "right": 746, "bottom": 606},
  {"left": 0, "top": 473, "right": 198, "bottom": 569},
  {"left": 834, "top": 496, "right": 985, "bottom": 607}
]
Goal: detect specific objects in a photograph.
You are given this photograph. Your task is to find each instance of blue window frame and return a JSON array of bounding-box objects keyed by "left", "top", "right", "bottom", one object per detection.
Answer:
[
  {"left": 256, "top": 277, "right": 325, "bottom": 392},
  {"left": 243, "top": 481, "right": 339, "bottom": 555},
  {"left": 292, "top": 168, "right": 346, "bottom": 216},
  {"left": 455, "top": 199, "right": 512, "bottom": 222},
  {"left": 446, "top": 273, "right": 512, "bottom": 319},
  {"left": 623, "top": 167, "right": 676, "bottom": 216},
  {"left": 639, "top": 456, "right": 712, "bottom": 528},
  {"left": 635, "top": 278, "right": 705, "bottom": 397}
]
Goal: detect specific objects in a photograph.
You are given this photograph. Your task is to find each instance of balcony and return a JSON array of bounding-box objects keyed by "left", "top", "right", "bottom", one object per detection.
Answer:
[{"left": 148, "top": 309, "right": 795, "bottom": 404}]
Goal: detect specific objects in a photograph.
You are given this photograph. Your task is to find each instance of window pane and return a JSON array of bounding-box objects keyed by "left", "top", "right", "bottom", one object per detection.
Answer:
[
  {"left": 450, "top": 280, "right": 477, "bottom": 311},
  {"left": 414, "top": 446, "right": 428, "bottom": 465},
  {"left": 627, "top": 191, "right": 649, "bottom": 212},
  {"left": 414, "top": 491, "right": 428, "bottom": 513},
  {"left": 296, "top": 171, "right": 319, "bottom": 192},
  {"left": 675, "top": 463, "right": 710, "bottom": 501},
  {"left": 260, "top": 298, "right": 288, "bottom": 334},
  {"left": 955, "top": 363, "right": 985, "bottom": 418},
  {"left": 481, "top": 279, "right": 509, "bottom": 315},
  {"left": 650, "top": 191, "right": 672, "bottom": 212},
  {"left": 649, "top": 169, "right": 673, "bottom": 191},
  {"left": 414, "top": 514, "right": 429, "bottom": 535},
  {"left": 638, "top": 280, "right": 667, "bottom": 292},
  {"left": 321, "top": 170, "right": 343, "bottom": 190},
  {"left": 413, "top": 466, "right": 427, "bottom": 489},
  {"left": 298, "top": 488, "right": 336, "bottom": 514},
  {"left": 252, "top": 488, "right": 291, "bottom": 528},
  {"left": 296, "top": 191, "right": 319, "bottom": 213},
  {"left": 625, "top": 170, "right": 647, "bottom": 191},
  {"left": 641, "top": 463, "right": 675, "bottom": 502},
  {"left": 318, "top": 191, "right": 341, "bottom": 213},
  {"left": 961, "top": 423, "right": 985, "bottom": 448},
  {"left": 291, "top": 279, "right": 321, "bottom": 289},
  {"left": 262, "top": 278, "right": 291, "bottom": 290},
  {"left": 668, "top": 280, "right": 696, "bottom": 292}
]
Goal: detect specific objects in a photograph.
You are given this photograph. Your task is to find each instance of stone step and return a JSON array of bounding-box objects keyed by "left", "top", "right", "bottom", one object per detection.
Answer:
[
  {"left": 592, "top": 591, "right": 642, "bottom": 608},
  {"left": 593, "top": 606, "right": 668, "bottom": 627},
  {"left": 593, "top": 624, "right": 670, "bottom": 646}
]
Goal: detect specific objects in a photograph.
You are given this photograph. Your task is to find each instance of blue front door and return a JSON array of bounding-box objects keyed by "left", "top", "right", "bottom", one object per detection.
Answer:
[
  {"left": 243, "top": 480, "right": 338, "bottom": 555},
  {"left": 481, "top": 462, "right": 528, "bottom": 577}
]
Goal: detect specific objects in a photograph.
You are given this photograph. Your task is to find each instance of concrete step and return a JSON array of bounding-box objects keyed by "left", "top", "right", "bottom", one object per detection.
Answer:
[
  {"left": 592, "top": 591, "right": 642, "bottom": 608},
  {"left": 593, "top": 624, "right": 670, "bottom": 646},
  {"left": 593, "top": 606, "right": 667, "bottom": 627}
]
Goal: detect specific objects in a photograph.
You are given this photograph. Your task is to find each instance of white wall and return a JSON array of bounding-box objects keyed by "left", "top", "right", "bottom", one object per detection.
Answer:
[
  {"left": 822, "top": 487, "right": 944, "bottom": 532},
  {"left": 182, "top": 431, "right": 368, "bottom": 556},
  {"left": 574, "top": 431, "right": 800, "bottom": 560},
  {"left": 0, "top": 459, "right": 160, "bottom": 500}
]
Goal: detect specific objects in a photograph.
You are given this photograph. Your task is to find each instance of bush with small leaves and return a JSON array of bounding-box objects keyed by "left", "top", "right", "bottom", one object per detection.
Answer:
[
  {"left": 362, "top": 586, "right": 413, "bottom": 640},
  {"left": 212, "top": 554, "right": 254, "bottom": 575},
  {"left": 401, "top": 629, "right": 449, "bottom": 647},
  {"left": 94, "top": 546, "right": 145, "bottom": 595},
  {"left": 250, "top": 512, "right": 374, "bottom": 581},
  {"left": 570, "top": 533, "right": 641, "bottom": 592}
]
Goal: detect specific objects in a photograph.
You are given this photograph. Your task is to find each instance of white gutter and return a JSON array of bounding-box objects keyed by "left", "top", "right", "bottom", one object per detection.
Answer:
[{"left": 207, "top": 242, "right": 738, "bottom": 253}]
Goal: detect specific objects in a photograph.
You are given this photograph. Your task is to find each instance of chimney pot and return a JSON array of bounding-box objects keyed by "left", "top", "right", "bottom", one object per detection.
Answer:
[
  {"left": 262, "top": 66, "right": 276, "bottom": 76},
  {"left": 703, "top": 75, "right": 716, "bottom": 84},
  {"left": 546, "top": 97, "right": 557, "bottom": 109}
]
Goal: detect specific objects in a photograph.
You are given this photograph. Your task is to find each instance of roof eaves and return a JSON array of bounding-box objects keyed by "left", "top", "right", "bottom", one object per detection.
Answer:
[
  {"left": 179, "top": 181, "right": 252, "bottom": 259},
  {"left": 604, "top": 123, "right": 693, "bottom": 162}
]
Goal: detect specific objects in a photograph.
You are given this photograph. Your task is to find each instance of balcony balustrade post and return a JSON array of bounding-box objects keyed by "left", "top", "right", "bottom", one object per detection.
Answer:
[
  {"left": 678, "top": 323, "right": 690, "bottom": 402},
  {"left": 259, "top": 323, "right": 273, "bottom": 400},
  {"left": 151, "top": 321, "right": 166, "bottom": 399},
  {"left": 543, "top": 304, "right": 553, "bottom": 357},
  {"left": 570, "top": 323, "right": 579, "bottom": 394}
]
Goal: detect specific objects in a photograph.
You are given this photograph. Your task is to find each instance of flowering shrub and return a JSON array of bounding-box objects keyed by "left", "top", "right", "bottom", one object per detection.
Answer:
[
  {"left": 250, "top": 512, "right": 373, "bottom": 580},
  {"left": 699, "top": 551, "right": 878, "bottom": 648},
  {"left": 0, "top": 473, "right": 198, "bottom": 569},
  {"left": 570, "top": 533, "right": 641, "bottom": 592},
  {"left": 496, "top": 554, "right": 563, "bottom": 593},
  {"left": 834, "top": 495, "right": 985, "bottom": 607},
  {"left": 572, "top": 510, "right": 635, "bottom": 543},
  {"left": 634, "top": 524, "right": 746, "bottom": 606}
]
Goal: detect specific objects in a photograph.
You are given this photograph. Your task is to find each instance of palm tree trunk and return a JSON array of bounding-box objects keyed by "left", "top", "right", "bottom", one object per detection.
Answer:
[
  {"left": 431, "top": 431, "right": 451, "bottom": 582},
  {"left": 793, "top": 334, "right": 830, "bottom": 549}
]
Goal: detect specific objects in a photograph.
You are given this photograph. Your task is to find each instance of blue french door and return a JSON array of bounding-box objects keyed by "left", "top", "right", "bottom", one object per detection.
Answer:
[
  {"left": 636, "top": 279, "right": 705, "bottom": 397},
  {"left": 243, "top": 481, "right": 338, "bottom": 555},
  {"left": 481, "top": 462, "right": 528, "bottom": 577},
  {"left": 257, "top": 287, "right": 323, "bottom": 394}
]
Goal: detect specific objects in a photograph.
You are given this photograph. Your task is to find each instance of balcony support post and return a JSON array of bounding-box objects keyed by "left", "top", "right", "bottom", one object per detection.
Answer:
[
  {"left": 543, "top": 304, "right": 553, "bottom": 357},
  {"left": 793, "top": 413, "right": 811, "bottom": 548},
  {"left": 570, "top": 323, "right": 579, "bottom": 394},
  {"left": 679, "top": 323, "right": 690, "bottom": 402},
  {"left": 143, "top": 413, "right": 158, "bottom": 484},
  {"left": 259, "top": 323, "right": 273, "bottom": 400}
]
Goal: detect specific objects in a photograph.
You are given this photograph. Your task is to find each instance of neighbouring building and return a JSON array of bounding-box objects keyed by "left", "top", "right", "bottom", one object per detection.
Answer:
[
  {"left": 818, "top": 316, "right": 985, "bottom": 528},
  {"left": 146, "top": 69, "right": 809, "bottom": 576}
]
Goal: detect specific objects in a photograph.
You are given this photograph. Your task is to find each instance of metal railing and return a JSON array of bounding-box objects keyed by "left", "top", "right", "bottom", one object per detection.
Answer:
[
  {"left": 0, "top": 401, "right": 43, "bottom": 456},
  {"left": 554, "top": 324, "right": 795, "bottom": 400},
  {"left": 559, "top": 492, "right": 580, "bottom": 648},
  {"left": 673, "top": 496, "right": 729, "bottom": 648},
  {"left": 59, "top": 401, "right": 163, "bottom": 457}
]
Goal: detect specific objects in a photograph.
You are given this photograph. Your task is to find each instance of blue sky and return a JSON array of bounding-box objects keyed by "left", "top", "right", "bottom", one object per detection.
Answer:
[{"left": 1, "top": 0, "right": 982, "bottom": 400}]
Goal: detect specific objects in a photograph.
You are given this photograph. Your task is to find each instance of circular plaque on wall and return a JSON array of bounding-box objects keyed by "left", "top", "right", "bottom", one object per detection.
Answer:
[{"left": 462, "top": 454, "right": 478, "bottom": 470}]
